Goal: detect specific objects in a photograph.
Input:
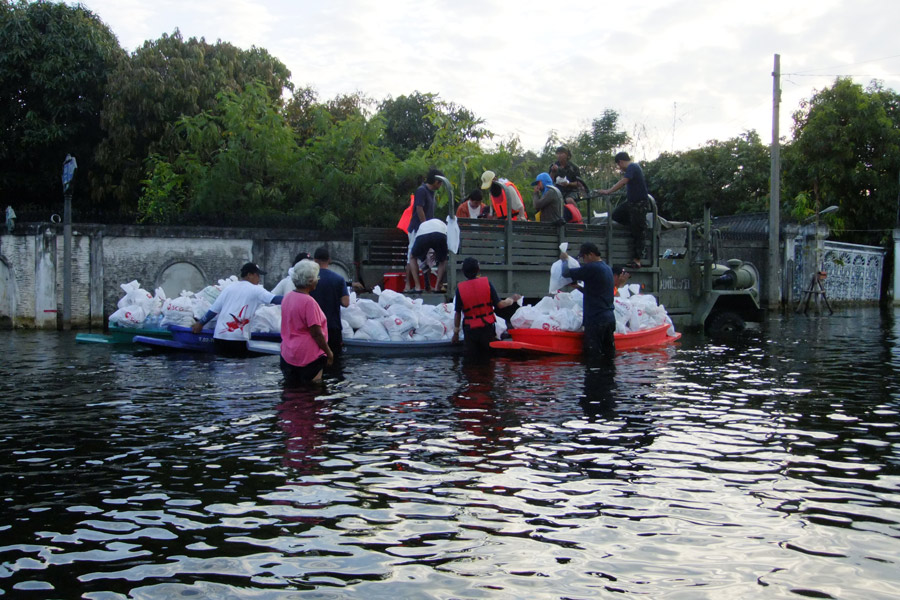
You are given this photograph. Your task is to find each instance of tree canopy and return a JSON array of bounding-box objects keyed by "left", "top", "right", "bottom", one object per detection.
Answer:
[
  {"left": 784, "top": 78, "right": 900, "bottom": 244},
  {"left": 0, "top": 0, "right": 124, "bottom": 208},
  {"left": 94, "top": 29, "right": 292, "bottom": 213},
  {"left": 4, "top": 2, "right": 900, "bottom": 242}
]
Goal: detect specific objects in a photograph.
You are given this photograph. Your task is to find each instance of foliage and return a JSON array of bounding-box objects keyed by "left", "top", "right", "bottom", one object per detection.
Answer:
[
  {"left": 642, "top": 131, "right": 770, "bottom": 221},
  {"left": 572, "top": 110, "right": 632, "bottom": 187},
  {"left": 138, "top": 81, "right": 300, "bottom": 223},
  {"left": 0, "top": 0, "right": 124, "bottom": 208},
  {"left": 785, "top": 77, "right": 900, "bottom": 244},
  {"left": 95, "top": 29, "right": 292, "bottom": 212}
]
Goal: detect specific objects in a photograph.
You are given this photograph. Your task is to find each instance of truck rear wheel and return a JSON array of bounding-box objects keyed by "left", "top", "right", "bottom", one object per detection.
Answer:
[{"left": 706, "top": 311, "right": 745, "bottom": 336}]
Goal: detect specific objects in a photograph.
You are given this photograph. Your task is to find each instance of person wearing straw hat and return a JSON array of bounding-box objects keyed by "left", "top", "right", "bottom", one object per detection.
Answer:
[{"left": 481, "top": 170, "right": 527, "bottom": 221}]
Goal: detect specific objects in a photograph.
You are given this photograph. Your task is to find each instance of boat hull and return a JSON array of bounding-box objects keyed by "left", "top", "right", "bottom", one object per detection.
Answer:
[{"left": 490, "top": 324, "right": 680, "bottom": 355}]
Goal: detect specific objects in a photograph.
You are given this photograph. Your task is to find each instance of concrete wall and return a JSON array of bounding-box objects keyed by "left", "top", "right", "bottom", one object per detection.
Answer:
[{"left": 0, "top": 223, "right": 351, "bottom": 329}]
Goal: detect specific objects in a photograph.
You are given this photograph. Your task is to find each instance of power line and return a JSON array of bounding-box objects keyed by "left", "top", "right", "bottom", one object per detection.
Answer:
[{"left": 787, "top": 53, "right": 900, "bottom": 75}]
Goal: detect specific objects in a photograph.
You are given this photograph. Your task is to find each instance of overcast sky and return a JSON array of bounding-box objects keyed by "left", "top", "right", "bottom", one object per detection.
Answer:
[{"left": 77, "top": 0, "right": 900, "bottom": 160}]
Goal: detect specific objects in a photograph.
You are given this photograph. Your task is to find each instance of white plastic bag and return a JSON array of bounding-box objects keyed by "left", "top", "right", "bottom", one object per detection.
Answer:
[
  {"left": 549, "top": 257, "right": 580, "bottom": 293},
  {"left": 359, "top": 318, "right": 390, "bottom": 341},
  {"left": 510, "top": 305, "right": 540, "bottom": 329},
  {"left": 161, "top": 292, "right": 196, "bottom": 327},
  {"left": 379, "top": 289, "right": 413, "bottom": 310},
  {"left": 357, "top": 298, "right": 388, "bottom": 319},
  {"left": 534, "top": 296, "right": 557, "bottom": 314},
  {"left": 341, "top": 318, "right": 354, "bottom": 339},
  {"left": 446, "top": 214, "right": 460, "bottom": 254},
  {"left": 414, "top": 313, "right": 445, "bottom": 340},
  {"left": 250, "top": 304, "right": 282, "bottom": 333},
  {"left": 109, "top": 304, "right": 147, "bottom": 328},
  {"left": 341, "top": 304, "right": 368, "bottom": 330}
]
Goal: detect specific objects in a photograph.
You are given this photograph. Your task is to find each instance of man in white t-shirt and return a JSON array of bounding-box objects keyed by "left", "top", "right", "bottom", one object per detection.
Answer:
[
  {"left": 406, "top": 218, "right": 448, "bottom": 293},
  {"left": 192, "top": 262, "right": 284, "bottom": 356},
  {"left": 271, "top": 251, "right": 311, "bottom": 296}
]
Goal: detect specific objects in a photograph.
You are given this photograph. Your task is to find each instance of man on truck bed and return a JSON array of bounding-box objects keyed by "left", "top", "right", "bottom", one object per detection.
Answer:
[
  {"left": 601, "top": 152, "right": 651, "bottom": 269},
  {"left": 405, "top": 168, "right": 444, "bottom": 290},
  {"left": 531, "top": 172, "right": 564, "bottom": 224},
  {"left": 481, "top": 170, "right": 527, "bottom": 220}
]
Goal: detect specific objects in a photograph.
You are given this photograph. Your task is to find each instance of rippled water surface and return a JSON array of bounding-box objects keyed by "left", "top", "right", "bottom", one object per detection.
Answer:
[{"left": 1, "top": 307, "right": 899, "bottom": 599}]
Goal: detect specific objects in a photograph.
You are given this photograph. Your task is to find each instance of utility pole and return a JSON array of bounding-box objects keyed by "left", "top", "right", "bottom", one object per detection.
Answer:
[
  {"left": 62, "top": 154, "right": 77, "bottom": 330},
  {"left": 768, "top": 54, "right": 782, "bottom": 309}
]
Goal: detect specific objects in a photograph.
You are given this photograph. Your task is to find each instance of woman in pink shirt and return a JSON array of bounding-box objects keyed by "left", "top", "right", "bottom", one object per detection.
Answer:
[{"left": 280, "top": 260, "right": 334, "bottom": 384}]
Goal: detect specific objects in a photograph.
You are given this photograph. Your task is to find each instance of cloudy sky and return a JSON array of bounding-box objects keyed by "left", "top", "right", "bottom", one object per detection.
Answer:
[{"left": 78, "top": 0, "right": 900, "bottom": 159}]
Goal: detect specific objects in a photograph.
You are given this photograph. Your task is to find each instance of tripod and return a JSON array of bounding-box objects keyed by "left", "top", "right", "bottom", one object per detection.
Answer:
[{"left": 796, "top": 270, "right": 833, "bottom": 315}]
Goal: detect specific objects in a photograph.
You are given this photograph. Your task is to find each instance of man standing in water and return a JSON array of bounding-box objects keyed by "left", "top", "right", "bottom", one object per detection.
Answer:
[
  {"left": 601, "top": 152, "right": 651, "bottom": 269},
  {"left": 560, "top": 243, "right": 615, "bottom": 361},
  {"left": 310, "top": 246, "right": 350, "bottom": 357},
  {"left": 192, "top": 262, "right": 284, "bottom": 356}
]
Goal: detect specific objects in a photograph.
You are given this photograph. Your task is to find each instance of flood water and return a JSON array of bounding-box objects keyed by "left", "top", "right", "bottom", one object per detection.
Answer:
[{"left": 1, "top": 307, "right": 899, "bottom": 599}]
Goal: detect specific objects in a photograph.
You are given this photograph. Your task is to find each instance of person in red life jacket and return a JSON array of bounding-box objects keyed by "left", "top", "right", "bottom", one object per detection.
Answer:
[
  {"left": 452, "top": 257, "right": 521, "bottom": 355},
  {"left": 481, "top": 170, "right": 527, "bottom": 220},
  {"left": 563, "top": 197, "right": 584, "bottom": 224},
  {"left": 456, "top": 189, "right": 487, "bottom": 219}
]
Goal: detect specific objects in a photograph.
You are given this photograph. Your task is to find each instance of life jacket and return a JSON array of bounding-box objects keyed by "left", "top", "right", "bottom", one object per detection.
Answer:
[
  {"left": 457, "top": 277, "right": 496, "bottom": 329},
  {"left": 396, "top": 194, "right": 415, "bottom": 231},
  {"left": 564, "top": 202, "right": 583, "bottom": 224},
  {"left": 491, "top": 181, "right": 528, "bottom": 220}
]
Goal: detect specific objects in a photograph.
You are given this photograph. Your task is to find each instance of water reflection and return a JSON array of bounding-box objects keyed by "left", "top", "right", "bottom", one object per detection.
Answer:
[{"left": 0, "top": 308, "right": 899, "bottom": 598}]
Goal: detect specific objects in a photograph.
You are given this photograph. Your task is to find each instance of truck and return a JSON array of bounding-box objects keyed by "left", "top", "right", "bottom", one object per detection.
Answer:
[{"left": 353, "top": 181, "right": 762, "bottom": 336}]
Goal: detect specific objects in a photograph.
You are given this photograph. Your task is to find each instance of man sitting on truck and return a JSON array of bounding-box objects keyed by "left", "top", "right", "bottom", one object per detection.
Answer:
[
  {"left": 560, "top": 243, "right": 615, "bottom": 362},
  {"left": 531, "top": 172, "right": 564, "bottom": 224},
  {"left": 452, "top": 257, "right": 521, "bottom": 356}
]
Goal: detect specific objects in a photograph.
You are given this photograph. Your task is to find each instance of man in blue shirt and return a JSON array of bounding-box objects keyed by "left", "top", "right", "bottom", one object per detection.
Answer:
[
  {"left": 561, "top": 242, "right": 616, "bottom": 362},
  {"left": 310, "top": 246, "right": 350, "bottom": 357},
  {"left": 602, "top": 152, "right": 651, "bottom": 268},
  {"left": 406, "top": 168, "right": 444, "bottom": 291}
]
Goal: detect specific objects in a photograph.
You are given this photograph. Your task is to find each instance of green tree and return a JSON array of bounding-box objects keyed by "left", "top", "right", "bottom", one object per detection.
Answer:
[
  {"left": 95, "top": 30, "right": 292, "bottom": 213},
  {"left": 138, "top": 81, "right": 300, "bottom": 224},
  {"left": 572, "top": 109, "right": 631, "bottom": 187},
  {"left": 643, "top": 131, "right": 770, "bottom": 221},
  {"left": 0, "top": 0, "right": 124, "bottom": 210},
  {"left": 377, "top": 92, "right": 439, "bottom": 160},
  {"left": 785, "top": 77, "right": 900, "bottom": 244}
]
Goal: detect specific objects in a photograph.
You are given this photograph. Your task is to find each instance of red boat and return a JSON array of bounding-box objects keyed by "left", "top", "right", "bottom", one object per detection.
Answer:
[{"left": 490, "top": 323, "right": 680, "bottom": 355}]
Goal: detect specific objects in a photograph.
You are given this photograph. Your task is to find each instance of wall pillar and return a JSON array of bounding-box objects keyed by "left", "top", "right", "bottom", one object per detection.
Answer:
[
  {"left": 893, "top": 229, "right": 900, "bottom": 304},
  {"left": 34, "top": 227, "right": 58, "bottom": 329},
  {"left": 90, "top": 230, "right": 104, "bottom": 327}
]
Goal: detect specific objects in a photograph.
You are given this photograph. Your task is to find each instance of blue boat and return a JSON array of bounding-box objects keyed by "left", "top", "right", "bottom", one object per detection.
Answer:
[{"left": 134, "top": 325, "right": 280, "bottom": 355}]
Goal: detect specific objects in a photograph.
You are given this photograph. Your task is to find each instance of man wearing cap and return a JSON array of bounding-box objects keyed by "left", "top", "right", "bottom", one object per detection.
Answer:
[
  {"left": 192, "top": 262, "right": 284, "bottom": 356},
  {"left": 549, "top": 146, "right": 582, "bottom": 201},
  {"left": 481, "top": 170, "right": 527, "bottom": 221},
  {"left": 310, "top": 246, "right": 350, "bottom": 357},
  {"left": 560, "top": 243, "right": 616, "bottom": 361},
  {"left": 271, "top": 251, "right": 311, "bottom": 296},
  {"left": 601, "top": 151, "right": 651, "bottom": 268},
  {"left": 452, "top": 257, "right": 521, "bottom": 355},
  {"left": 531, "top": 172, "right": 564, "bottom": 224}
]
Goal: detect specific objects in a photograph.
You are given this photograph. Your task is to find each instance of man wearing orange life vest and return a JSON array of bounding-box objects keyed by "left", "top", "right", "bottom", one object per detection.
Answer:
[
  {"left": 481, "top": 171, "right": 527, "bottom": 221},
  {"left": 452, "top": 257, "right": 521, "bottom": 355}
]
